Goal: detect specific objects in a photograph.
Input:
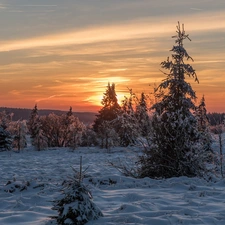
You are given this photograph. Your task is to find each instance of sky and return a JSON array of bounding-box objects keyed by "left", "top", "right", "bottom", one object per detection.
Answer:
[{"left": 0, "top": 0, "right": 224, "bottom": 112}]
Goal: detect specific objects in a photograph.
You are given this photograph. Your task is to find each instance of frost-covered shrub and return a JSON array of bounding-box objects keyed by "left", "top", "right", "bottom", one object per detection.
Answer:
[
  {"left": 53, "top": 180, "right": 103, "bottom": 225},
  {"left": 39, "top": 109, "right": 84, "bottom": 148},
  {"left": 81, "top": 126, "right": 98, "bottom": 147}
]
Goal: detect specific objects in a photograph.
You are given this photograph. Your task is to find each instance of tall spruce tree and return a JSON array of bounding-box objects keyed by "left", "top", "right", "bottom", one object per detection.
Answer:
[
  {"left": 139, "top": 22, "right": 204, "bottom": 178},
  {"left": 93, "top": 83, "right": 120, "bottom": 132}
]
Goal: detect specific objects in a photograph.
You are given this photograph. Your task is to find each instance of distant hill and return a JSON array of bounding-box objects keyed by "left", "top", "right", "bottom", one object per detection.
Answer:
[{"left": 0, "top": 107, "right": 96, "bottom": 125}]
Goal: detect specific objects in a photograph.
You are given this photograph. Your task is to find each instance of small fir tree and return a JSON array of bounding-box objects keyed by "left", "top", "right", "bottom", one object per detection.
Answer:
[{"left": 52, "top": 158, "right": 103, "bottom": 225}]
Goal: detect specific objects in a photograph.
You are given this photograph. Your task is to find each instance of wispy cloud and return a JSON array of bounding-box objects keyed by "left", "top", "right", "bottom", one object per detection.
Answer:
[
  {"left": 195, "top": 60, "right": 225, "bottom": 64},
  {"left": 35, "top": 94, "right": 64, "bottom": 103},
  {"left": 1, "top": 10, "right": 225, "bottom": 52},
  {"left": 33, "top": 85, "right": 43, "bottom": 88},
  {"left": 0, "top": 23, "right": 169, "bottom": 52},
  {"left": 0, "top": 3, "right": 57, "bottom": 14},
  {"left": 99, "top": 68, "right": 128, "bottom": 73},
  {"left": 9, "top": 90, "right": 21, "bottom": 96},
  {"left": 21, "top": 5, "right": 57, "bottom": 7},
  {"left": 0, "top": 4, "right": 7, "bottom": 9},
  {"left": 190, "top": 8, "right": 203, "bottom": 11}
]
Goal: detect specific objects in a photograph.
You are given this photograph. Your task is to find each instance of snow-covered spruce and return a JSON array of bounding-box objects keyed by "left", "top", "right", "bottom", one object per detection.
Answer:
[
  {"left": 139, "top": 22, "right": 208, "bottom": 178},
  {"left": 52, "top": 175, "right": 103, "bottom": 225}
]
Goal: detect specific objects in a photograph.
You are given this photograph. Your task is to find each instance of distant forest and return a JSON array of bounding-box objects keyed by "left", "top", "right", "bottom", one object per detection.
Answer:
[
  {"left": 0, "top": 107, "right": 96, "bottom": 125},
  {"left": 207, "top": 112, "right": 225, "bottom": 126},
  {"left": 0, "top": 107, "right": 224, "bottom": 126}
]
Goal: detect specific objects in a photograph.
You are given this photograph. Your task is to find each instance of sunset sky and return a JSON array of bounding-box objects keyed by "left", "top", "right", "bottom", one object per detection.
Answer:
[{"left": 0, "top": 0, "right": 224, "bottom": 112}]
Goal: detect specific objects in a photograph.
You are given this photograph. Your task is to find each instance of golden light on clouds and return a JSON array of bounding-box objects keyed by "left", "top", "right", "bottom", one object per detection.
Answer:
[
  {"left": 0, "top": 1, "right": 225, "bottom": 112},
  {"left": 84, "top": 92, "right": 125, "bottom": 108}
]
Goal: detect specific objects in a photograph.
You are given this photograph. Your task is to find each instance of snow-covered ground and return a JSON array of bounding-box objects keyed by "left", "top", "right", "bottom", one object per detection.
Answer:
[{"left": 1, "top": 135, "right": 225, "bottom": 225}]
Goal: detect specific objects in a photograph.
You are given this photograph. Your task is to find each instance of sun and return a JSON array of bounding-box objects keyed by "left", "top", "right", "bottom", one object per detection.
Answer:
[
  {"left": 116, "top": 93, "right": 125, "bottom": 105},
  {"left": 85, "top": 92, "right": 125, "bottom": 108}
]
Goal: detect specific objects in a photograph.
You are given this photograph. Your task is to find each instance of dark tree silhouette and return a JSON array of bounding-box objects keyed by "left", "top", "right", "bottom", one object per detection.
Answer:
[{"left": 93, "top": 83, "right": 120, "bottom": 133}]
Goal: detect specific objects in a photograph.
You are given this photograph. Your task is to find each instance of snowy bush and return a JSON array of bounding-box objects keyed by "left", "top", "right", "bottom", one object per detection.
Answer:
[
  {"left": 52, "top": 160, "right": 103, "bottom": 225},
  {"left": 28, "top": 107, "right": 85, "bottom": 149},
  {"left": 53, "top": 180, "right": 103, "bottom": 225},
  {"left": 81, "top": 125, "right": 98, "bottom": 147}
]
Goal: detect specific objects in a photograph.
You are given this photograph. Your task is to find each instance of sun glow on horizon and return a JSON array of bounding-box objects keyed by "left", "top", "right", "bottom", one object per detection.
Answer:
[{"left": 0, "top": 1, "right": 224, "bottom": 112}]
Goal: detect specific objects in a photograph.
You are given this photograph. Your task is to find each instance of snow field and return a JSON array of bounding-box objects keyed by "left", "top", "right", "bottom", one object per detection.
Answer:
[{"left": 0, "top": 145, "right": 225, "bottom": 225}]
